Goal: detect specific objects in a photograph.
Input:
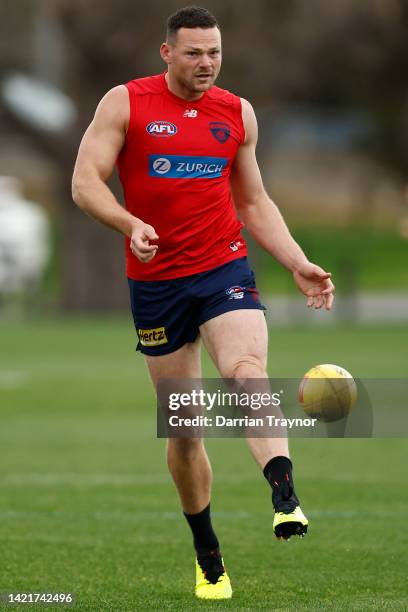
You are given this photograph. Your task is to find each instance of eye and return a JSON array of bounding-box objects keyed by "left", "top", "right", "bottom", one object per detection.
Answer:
[{"left": 187, "top": 51, "right": 198, "bottom": 57}]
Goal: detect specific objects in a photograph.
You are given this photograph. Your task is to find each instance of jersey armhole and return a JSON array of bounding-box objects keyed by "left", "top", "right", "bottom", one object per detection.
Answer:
[
  {"left": 236, "top": 97, "right": 246, "bottom": 145},
  {"left": 124, "top": 81, "right": 137, "bottom": 141}
]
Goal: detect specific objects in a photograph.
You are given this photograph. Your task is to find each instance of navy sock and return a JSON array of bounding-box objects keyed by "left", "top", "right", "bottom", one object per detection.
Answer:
[
  {"left": 184, "top": 503, "right": 220, "bottom": 555},
  {"left": 263, "top": 456, "right": 299, "bottom": 510},
  {"left": 263, "top": 455, "right": 293, "bottom": 488}
]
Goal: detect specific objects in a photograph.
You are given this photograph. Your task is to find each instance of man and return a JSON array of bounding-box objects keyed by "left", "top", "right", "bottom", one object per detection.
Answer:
[{"left": 72, "top": 5, "right": 335, "bottom": 601}]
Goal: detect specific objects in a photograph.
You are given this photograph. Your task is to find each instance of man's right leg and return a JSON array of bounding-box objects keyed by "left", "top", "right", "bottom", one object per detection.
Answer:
[
  {"left": 144, "top": 339, "right": 232, "bottom": 599},
  {"left": 145, "top": 338, "right": 211, "bottom": 515}
]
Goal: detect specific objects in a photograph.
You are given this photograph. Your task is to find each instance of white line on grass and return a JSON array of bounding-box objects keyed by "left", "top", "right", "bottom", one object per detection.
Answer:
[
  {"left": 0, "top": 472, "right": 395, "bottom": 485},
  {"left": 0, "top": 533, "right": 184, "bottom": 545},
  {"left": 2, "top": 473, "right": 172, "bottom": 485},
  {"left": 0, "top": 510, "right": 405, "bottom": 521}
]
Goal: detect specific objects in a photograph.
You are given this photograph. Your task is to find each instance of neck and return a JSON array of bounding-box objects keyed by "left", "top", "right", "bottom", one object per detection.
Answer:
[{"left": 165, "top": 72, "right": 205, "bottom": 102}]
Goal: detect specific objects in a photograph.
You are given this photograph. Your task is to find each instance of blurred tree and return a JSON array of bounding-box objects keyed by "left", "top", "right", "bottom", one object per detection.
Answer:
[
  {"left": 54, "top": 0, "right": 408, "bottom": 169},
  {"left": 1, "top": 0, "right": 408, "bottom": 310}
]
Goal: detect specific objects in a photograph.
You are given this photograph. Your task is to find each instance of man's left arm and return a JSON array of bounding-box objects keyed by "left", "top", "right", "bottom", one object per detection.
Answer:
[{"left": 231, "top": 98, "right": 335, "bottom": 310}]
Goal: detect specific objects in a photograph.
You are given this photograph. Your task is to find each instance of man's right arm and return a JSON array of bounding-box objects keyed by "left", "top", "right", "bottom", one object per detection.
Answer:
[{"left": 72, "top": 86, "right": 158, "bottom": 263}]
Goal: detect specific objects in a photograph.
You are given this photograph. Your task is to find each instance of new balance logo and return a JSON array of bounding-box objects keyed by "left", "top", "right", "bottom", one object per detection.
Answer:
[{"left": 184, "top": 109, "right": 198, "bottom": 118}]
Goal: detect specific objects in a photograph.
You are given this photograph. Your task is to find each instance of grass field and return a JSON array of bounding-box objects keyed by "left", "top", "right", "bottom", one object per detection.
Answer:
[{"left": 1, "top": 318, "right": 408, "bottom": 611}]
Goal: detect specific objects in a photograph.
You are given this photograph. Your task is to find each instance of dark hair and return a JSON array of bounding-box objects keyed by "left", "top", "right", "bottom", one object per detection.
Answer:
[{"left": 166, "top": 6, "right": 219, "bottom": 43}]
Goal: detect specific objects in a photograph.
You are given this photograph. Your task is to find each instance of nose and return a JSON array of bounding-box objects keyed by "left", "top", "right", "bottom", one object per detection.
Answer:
[{"left": 198, "top": 54, "right": 212, "bottom": 68}]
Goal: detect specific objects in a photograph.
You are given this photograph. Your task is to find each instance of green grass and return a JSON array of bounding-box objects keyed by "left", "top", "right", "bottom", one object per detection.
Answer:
[
  {"left": 251, "top": 225, "right": 408, "bottom": 294},
  {"left": 1, "top": 318, "right": 407, "bottom": 610}
]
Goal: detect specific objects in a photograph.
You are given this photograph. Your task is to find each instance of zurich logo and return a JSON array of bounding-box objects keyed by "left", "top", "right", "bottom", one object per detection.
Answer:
[
  {"left": 209, "top": 122, "right": 230, "bottom": 143},
  {"left": 146, "top": 121, "right": 177, "bottom": 137},
  {"left": 149, "top": 154, "right": 228, "bottom": 179},
  {"left": 152, "top": 157, "right": 172, "bottom": 174}
]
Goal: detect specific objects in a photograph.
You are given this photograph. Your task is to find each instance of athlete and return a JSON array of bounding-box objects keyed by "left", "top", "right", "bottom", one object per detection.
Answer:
[{"left": 72, "top": 6, "right": 335, "bottom": 601}]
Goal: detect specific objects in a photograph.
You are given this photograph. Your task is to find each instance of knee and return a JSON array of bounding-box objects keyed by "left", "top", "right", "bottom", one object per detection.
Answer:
[
  {"left": 220, "top": 354, "right": 267, "bottom": 379},
  {"left": 167, "top": 438, "right": 204, "bottom": 463}
]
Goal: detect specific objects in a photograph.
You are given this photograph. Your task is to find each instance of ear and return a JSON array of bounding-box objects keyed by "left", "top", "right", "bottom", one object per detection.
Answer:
[{"left": 160, "top": 42, "right": 172, "bottom": 65}]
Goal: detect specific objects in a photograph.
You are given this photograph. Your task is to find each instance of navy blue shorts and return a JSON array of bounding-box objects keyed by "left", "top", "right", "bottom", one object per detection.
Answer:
[{"left": 128, "top": 257, "right": 265, "bottom": 356}]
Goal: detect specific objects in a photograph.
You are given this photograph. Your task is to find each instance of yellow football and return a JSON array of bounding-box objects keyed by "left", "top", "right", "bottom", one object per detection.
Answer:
[{"left": 298, "top": 364, "right": 357, "bottom": 422}]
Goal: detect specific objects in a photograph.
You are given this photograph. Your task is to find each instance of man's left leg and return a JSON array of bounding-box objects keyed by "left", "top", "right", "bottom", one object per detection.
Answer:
[{"left": 200, "top": 309, "right": 308, "bottom": 539}]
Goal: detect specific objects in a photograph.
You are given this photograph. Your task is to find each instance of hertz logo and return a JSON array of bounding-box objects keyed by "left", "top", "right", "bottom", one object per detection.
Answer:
[{"left": 137, "top": 327, "right": 168, "bottom": 346}]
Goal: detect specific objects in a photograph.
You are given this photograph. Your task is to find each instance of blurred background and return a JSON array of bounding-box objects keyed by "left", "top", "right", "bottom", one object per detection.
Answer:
[
  {"left": 1, "top": 3, "right": 408, "bottom": 609},
  {"left": 0, "top": 0, "right": 407, "bottom": 320}
]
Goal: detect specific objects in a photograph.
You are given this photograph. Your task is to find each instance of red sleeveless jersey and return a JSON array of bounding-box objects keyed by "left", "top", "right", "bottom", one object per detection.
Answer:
[{"left": 117, "top": 73, "right": 247, "bottom": 281}]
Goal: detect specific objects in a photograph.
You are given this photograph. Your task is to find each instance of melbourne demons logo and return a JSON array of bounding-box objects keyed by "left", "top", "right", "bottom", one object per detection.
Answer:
[
  {"left": 209, "top": 122, "right": 230, "bottom": 143},
  {"left": 146, "top": 121, "right": 177, "bottom": 137}
]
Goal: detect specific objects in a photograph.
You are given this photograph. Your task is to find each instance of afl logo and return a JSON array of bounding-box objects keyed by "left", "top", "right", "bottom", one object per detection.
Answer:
[
  {"left": 152, "top": 157, "right": 172, "bottom": 174},
  {"left": 146, "top": 121, "right": 177, "bottom": 137}
]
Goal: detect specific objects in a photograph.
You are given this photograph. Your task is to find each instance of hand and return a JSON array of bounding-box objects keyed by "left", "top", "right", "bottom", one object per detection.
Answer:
[
  {"left": 293, "top": 261, "right": 335, "bottom": 310},
  {"left": 130, "top": 222, "right": 159, "bottom": 263}
]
